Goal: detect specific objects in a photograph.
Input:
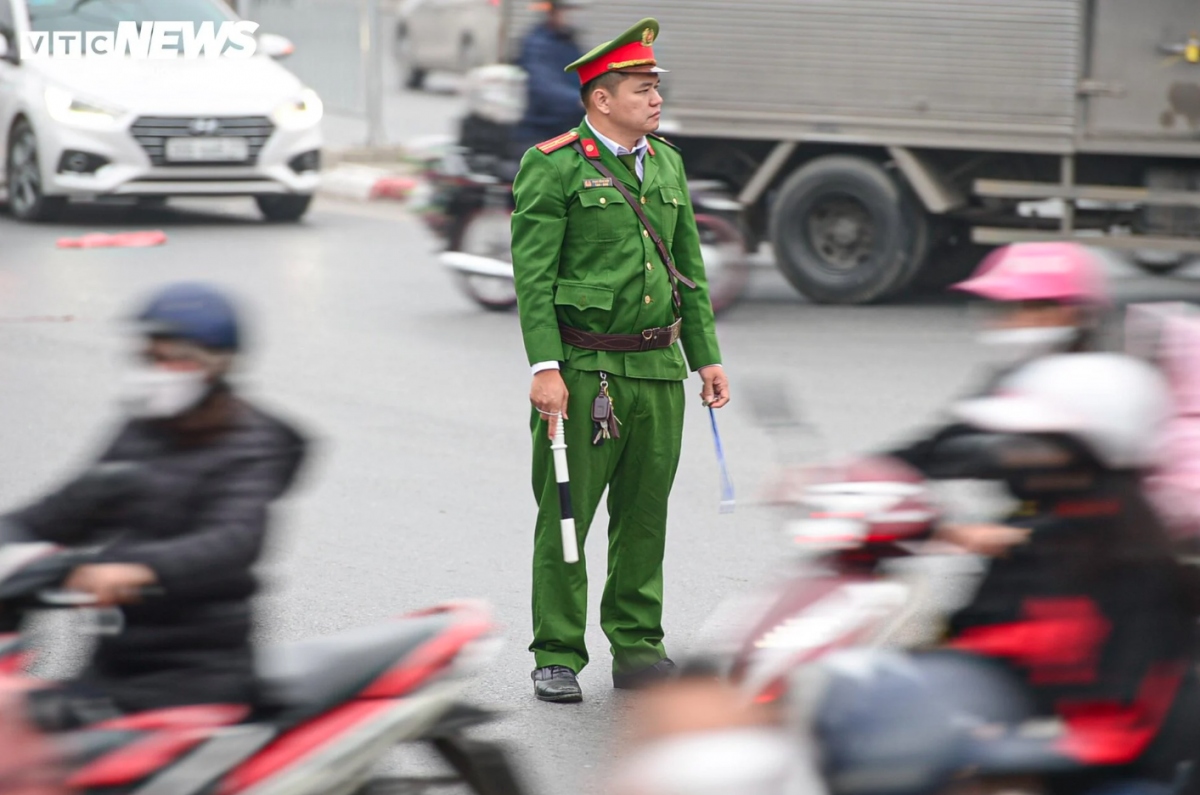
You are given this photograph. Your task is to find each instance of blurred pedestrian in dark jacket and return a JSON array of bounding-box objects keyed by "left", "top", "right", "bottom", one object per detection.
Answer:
[
  {"left": 513, "top": 0, "right": 588, "bottom": 151},
  {"left": 0, "top": 283, "right": 308, "bottom": 729}
]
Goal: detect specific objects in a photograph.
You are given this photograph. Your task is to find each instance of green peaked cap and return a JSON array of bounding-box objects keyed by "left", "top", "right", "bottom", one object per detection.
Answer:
[{"left": 564, "top": 17, "right": 668, "bottom": 78}]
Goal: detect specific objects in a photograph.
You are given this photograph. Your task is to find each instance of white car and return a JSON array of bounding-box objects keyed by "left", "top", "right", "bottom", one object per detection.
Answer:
[
  {"left": 0, "top": 0, "right": 323, "bottom": 222},
  {"left": 393, "top": 0, "right": 500, "bottom": 90}
]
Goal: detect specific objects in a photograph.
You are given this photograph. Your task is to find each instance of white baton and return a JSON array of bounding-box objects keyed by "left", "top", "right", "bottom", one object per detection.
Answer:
[{"left": 551, "top": 417, "right": 579, "bottom": 564}]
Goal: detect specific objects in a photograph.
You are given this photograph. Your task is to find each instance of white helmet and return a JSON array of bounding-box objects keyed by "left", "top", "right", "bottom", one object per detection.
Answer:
[{"left": 951, "top": 353, "right": 1174, "bottom": 470}]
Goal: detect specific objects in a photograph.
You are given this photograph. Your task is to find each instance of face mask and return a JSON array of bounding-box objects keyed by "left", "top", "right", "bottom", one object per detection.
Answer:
[
  {"left": 978, "top": 326, "right": 1079, "bottom": 364},
  {"left": 120, "top": 365, "right": 210, "bottom": 419}
]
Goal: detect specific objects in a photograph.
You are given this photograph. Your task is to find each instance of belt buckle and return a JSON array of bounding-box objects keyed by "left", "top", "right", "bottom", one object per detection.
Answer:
[
  {"left": 669, "top": 321, "right": 681, "bottom": 345},
  {"left": 641, "top": 327, "right": 656, "bottom": 351}
]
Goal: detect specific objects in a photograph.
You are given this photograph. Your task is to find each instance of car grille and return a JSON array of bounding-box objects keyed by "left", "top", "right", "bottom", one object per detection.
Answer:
[{"left": 129, "top": 116, "right": 275, "bottom": 166}]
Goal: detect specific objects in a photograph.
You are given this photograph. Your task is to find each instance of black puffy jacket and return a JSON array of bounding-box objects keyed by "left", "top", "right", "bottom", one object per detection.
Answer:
[{"left": 3, "top": 394, "right": 307, "bottom": 713}]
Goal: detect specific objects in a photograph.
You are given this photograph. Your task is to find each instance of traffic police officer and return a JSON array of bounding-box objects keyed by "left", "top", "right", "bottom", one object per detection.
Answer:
[{"left": 510, "top": 17, "right": 731, "bottom": 703}]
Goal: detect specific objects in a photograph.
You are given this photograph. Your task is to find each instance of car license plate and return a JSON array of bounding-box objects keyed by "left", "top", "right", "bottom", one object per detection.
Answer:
[{"left": 165, "top": 137, "right": 249, "bottom": 162}]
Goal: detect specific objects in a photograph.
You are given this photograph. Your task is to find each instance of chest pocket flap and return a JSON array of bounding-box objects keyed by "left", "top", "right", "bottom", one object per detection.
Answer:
[
  {"left": 658, "top": 186, "right": 685, "bottom": 207},
  {"left": 554, "top": 280, "right": 614, "bottom": 311},
  {"left": 578, "top": 189, "right": 628, "bottom": 210}
]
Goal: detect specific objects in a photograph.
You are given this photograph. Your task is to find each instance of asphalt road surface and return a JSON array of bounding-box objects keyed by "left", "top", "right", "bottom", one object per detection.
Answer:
[{"left": 6, "top": 88, "right": 1200, "bottom": 793}]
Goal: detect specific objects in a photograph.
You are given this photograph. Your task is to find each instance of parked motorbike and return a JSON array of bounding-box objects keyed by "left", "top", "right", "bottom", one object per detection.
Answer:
[{"left": 0, "top": 542, "right": 526, "bottom": 795}]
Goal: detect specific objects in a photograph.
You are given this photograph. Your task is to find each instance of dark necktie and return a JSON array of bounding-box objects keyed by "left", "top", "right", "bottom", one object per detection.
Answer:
[{"left": 617, "top": 152, "right": 640, "bottom": 183}]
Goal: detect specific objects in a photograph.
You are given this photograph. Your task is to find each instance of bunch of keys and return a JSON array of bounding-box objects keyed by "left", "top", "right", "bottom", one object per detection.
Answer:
[{"left": 592, "top": 372, "right": 621, "bottom": 446}]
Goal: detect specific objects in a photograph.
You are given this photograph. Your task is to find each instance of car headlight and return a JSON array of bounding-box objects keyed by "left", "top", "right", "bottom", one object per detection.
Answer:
[
  {"left": 272, "top": 88, "right": 323, "bottom": 130},
  {"left": 44, "top": 85, "right": 123, "bottom": 130}
]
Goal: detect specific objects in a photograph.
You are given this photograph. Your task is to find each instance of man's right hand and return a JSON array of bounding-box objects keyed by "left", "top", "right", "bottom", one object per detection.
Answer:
[{"left": 531, "top": 370, "right": 569, "bottom": 439}]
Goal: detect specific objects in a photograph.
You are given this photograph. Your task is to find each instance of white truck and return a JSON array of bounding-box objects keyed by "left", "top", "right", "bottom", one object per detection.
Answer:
[{"left": 500, "top": 0, "right": 1200, "bottom": 303}]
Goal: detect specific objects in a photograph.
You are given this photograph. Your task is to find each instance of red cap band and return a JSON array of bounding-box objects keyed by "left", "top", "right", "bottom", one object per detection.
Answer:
[{"left": 577, "top": 39, "right": 657, "bottom": 85}]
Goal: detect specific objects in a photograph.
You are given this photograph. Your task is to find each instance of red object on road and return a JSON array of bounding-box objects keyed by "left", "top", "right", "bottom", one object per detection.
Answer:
[
  {"left": 56, "top": 231, "right": 168, "bottom": 249},
  {"left": 369, "top": 177, "right": 417, "bottom": 201}
]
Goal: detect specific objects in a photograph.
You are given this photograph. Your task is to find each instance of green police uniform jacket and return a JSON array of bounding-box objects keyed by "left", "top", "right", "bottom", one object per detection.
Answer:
[{"left": 510, "top": 119, "right": 722, "bottom": 381}]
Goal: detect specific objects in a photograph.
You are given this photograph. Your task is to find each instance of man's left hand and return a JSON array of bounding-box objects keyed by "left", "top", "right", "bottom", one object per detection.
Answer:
[
  {"left": 64, "top": 564, "right": 158, "bottom": 607},
  {"left": 699, "top": 365, "right": 730, "bottom": 409}
]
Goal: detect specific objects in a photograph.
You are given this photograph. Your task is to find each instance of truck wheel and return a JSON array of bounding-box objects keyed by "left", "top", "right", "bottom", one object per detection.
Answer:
[
  {"left": 770, "top": 155, "right": 924, "bottom": 304},
  {"left": 914, "top": 237, "right": 993, "bottom": 292}
]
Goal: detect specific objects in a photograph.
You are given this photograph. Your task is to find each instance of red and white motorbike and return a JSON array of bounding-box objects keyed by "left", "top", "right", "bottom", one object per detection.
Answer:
[
  {"left": 684, "top": 382, "right": 986, "bottom": 705},
  {"left": 689, "top": 455, "right": 968, "bottom": 705},
  {"left": 0, "top": 543, "right": 526, "bottom": 795}
]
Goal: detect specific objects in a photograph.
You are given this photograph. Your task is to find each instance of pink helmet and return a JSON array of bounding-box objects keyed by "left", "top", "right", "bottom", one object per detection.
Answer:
[{"left": 952, "top": 242, "right": 1110, "bottom": 306}]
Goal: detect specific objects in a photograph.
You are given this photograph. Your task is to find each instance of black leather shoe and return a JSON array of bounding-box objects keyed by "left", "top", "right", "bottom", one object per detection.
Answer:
[
  {"left": 532, "top": 666, "right": 582, "bottom": 703},
  {"left": 613, "top": 658, "right": 678, "bottom": 690}
]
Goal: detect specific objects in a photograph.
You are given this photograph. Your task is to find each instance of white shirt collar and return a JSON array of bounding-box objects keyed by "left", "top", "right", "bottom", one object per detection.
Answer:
[{"left": 584, "top": 117, "right": 648, "bottom": 158}]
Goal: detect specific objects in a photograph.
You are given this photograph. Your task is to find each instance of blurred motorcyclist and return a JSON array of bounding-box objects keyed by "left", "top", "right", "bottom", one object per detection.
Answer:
[
  {"left": 511, "top": 0, "right": 588, "bottom": 153},
  {"left": 933, "top": 354, "right": 1200, "bottom": 793},
  {"left": 0, "top": 283, "right": 308, "bottom": 730},
  {"left": 885, "top": 242, "right": 1112, "bottom": 481}
]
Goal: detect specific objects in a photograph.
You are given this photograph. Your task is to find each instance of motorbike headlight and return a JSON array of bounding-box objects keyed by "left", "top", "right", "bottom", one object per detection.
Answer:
[
  {"left": 272, "top": 88, "right": 323, "bottom": 130},
  {"left": 44, "top": 85, "right": 123, "bottom": 130}
]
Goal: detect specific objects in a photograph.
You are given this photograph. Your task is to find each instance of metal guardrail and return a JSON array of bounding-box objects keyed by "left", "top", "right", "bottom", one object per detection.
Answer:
[{"left": 237, "top": 0, "right": 386, "bottom": 145}]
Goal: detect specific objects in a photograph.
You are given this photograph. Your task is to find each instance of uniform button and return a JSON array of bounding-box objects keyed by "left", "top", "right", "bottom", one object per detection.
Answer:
[
  {"left": 640, "top": 196, "right": 647, "bottom": 205},
  {"left": 599, "top": 197, "right": 607, "bottom": 205},
  {"left": 646, "top": 261, "right": 653, "bottom": 270},
  {"left": 672, "top": 198, "right": 678, "bottom": 206},
  {"left": 643, "top": 229, "right": 649, "bottom": 237},
  {"left": 644, "top": 295, "right": 652, "bottom": 304}
]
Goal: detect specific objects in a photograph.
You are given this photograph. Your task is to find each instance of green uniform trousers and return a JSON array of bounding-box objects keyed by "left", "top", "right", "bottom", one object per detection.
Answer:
[{"left": 530, "top": 366, "right": 685, "bottom": 675}]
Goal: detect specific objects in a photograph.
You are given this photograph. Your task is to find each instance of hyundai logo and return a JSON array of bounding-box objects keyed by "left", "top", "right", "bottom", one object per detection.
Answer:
[{"left": 189, "top": 118, "right": 221, "bottom": 136}]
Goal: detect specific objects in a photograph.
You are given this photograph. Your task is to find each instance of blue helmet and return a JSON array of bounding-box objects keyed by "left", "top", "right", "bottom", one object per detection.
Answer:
[{"left": 134, "top": 282, "right": 242, "bottom": 352}]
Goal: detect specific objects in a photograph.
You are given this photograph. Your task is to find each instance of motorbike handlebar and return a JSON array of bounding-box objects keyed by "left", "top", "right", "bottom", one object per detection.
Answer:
[
  {"left": 0, "top": 546, "right": 167, "bottom": 612},
  {"left": 37, "top": 585, "right": 166, "bottom": 607}
]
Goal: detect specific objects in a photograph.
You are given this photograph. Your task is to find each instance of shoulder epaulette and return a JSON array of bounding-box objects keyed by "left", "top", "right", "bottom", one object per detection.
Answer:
[
  {"left": 648, "top": 132, "right": 680, "bottom": 151},
  {"left": 535, "top": 131, "right": 580, "bottom": 155}
]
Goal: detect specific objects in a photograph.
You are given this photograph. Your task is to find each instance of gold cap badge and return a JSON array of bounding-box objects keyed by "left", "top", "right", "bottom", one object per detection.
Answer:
[{"left": 641, "top": 27, "right": 655, "bottom": 46}]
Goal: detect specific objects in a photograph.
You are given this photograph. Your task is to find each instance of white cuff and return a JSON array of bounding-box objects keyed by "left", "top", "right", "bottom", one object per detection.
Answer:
[{"left": 531, "top": 361, "right": 561, "bottom": 375}]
